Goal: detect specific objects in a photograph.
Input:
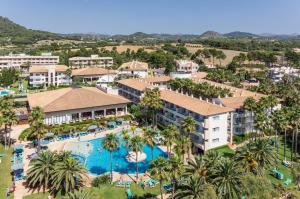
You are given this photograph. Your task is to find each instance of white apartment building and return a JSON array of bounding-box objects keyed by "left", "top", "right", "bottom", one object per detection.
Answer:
[
  {"left": 69, "top": 55, "right": 113, "bottom": 68},
  {"left": 117, "top": 78, "right": 234, "bottom": 152},
  {"left": 29, "top": 65, "right": 71, "bottom": 88},
  {"left": 0, "top": 53, "right": 59, "bottom": 69},
  {"left": 175, "top": 60, "right": 199, "bottom": 73},
  {"left": 269, "top": 66, "right": 300, "bottom": 82},
  {"left": 118, "top": 60, "right": 149, "bottom": 78}
]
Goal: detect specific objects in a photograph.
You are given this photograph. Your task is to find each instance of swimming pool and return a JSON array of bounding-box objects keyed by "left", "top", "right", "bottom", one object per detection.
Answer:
[
  {"left": 0, "top": 89, "right": 14, "bottom": 96},
  {"left": 84, "top": 137, "right": 167, "bottom": 175}
]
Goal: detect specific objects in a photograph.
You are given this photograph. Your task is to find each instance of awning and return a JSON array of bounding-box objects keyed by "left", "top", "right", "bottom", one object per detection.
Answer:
[
  {"left": 11, "top": 163, "right": 24, "bottom": 171},
  {"left": 88, "top": 125, "right": 98, "bottom": 130}
]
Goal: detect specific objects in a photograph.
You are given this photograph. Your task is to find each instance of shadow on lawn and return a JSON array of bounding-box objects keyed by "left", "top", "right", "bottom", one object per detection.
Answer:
[{"left": 133, "top": 193, "right": 157, "bottom": 199}]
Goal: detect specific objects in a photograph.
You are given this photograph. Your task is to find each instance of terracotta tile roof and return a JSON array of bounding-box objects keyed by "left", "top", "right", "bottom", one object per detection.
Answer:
[
  {"left": 118, "top": 78, "right": 156, "bottom": 91},
  {"left": 72, "top": 68, "right": 117, "bottom": 76},
  {"left": 219, "top": 96, "right": 262, "bottom": 109},
  {"left": 144, "top": 76, "right": 171, "bottom": 83},
  {"left": 119, "top": 60, "right": 148, "bottom": 71},
  {"left": 29, "top": 65, "right": 68, "bottom": 73},
  {"left": 28, "top": 87, "right": 130, "bottom": 113},
  {"left": 160, "top": 90, "right": 234, "bottom": 116}
]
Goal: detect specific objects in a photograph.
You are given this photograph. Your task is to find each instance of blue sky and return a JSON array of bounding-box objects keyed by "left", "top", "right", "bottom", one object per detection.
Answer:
[{"left": 1, "top": 0, "right": 300, "bottom": 35}]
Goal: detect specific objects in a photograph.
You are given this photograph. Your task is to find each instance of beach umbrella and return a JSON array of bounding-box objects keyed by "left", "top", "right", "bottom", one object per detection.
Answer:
[
  {"left": 88, "top": 125, "right": 98, "bottom": 131},
  {"left": 45, "top": 132, "right": 54, "bottom": 137},
  {"left": 13, "top": 144, "right": 23, "bottom": 152},
  {"left": 11, "top": 163, "right": 24, "bottom": 171}
]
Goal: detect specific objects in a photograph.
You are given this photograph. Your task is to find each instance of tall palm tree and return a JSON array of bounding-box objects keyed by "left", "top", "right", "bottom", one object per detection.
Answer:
[
  {"left": 3, "top": 109, "right": 18, "bottom": 147},
  {"left": 140, "top": 88, "right": 162, "bottom": 126},
  {"left": 174, "top": 136, "right": 191, "bottom": 161},
  {"left": 168, "top": 156, "right": 184, "bottom": 199},
  {"left": 142, "top": 127, "right": 157, "bottom": 160},
  {"left": 121, "top": 129, "right": 130, "bottom": 155},
  {"left": 212, "top": 158, "right": 243, "bottom": 199},
  {"left": 0, "top": 96, "right": 15, "bottom": 149},
  {"left": 161, "top": 124, "right": 179, "bottom": 158},
  {"left": 102, "top": 133, "right": 120, "bottom": 182},
  {"left": 185, "top": 156, "right": 210, "bottom": 182},
  {"left": 51, "top": 157, "right": 87, "bottom": 195},
  {"left": 129, "top": 135, "right": 144, "bottom": 180},
  {"left": 174, "top": 176, "right": 216, "bottom": 199},
  {"left": 181, "top": 116, "right": 196, "bottom": 158},
  {"left": 271, "top": 109, "right": 287, "bottom": 168},
  {"left": 149, "top": 157, "right": 170, "bottom": 199},
  {"left": 243, "top": 97, "right": 257, "bottom": 135},
  {"left": 28, "top": 107, "right": 46, "bottom": 150},
  {"left": 26, "top": 150, "right": 58, "bottom": 192},
  {"left": 235, "top": 143, "right": 258, "bottom": 173}
]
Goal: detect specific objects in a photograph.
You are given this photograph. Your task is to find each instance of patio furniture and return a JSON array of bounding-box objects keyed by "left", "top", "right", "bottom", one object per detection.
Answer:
[
  {"left": 273, "top": 168, "right": 284, "bottom": 180},
  {"left": 13, "top": 144, "right": 23, "bottom": 153},
  {"left": 88, "top": 125, "right": 98, "bottom": 132},
  {"left": 283, "top": 160, "right": 291, "bottom": 168},
  {"left": 126, "top": 189, "right": 133, "bottom": 199},
  {"left": 107, "top": 121, "right": 117, "bottom": 129},
  {"left": 284, "top": 178, "right": 292, "bottom": 185},
  {"left": 163, "top": 183, "right": 173, "bottom": 191}
]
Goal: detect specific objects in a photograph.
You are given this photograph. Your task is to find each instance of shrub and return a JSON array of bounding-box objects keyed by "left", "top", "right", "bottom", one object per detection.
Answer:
[
  {"left": 233, "top": 134, "right": 250, "bottom": 144},
  {"left": 91, "top": 175, "right": 111, "bottom": 187}
]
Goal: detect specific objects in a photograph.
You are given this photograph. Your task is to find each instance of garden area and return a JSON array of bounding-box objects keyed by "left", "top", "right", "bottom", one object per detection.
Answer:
[{"left": 0, "top": 145, "right": 14, "bottom": 199}]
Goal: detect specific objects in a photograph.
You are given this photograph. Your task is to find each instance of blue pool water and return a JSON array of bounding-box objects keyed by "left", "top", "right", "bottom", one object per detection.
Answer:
[
  {"left": 0, "top": 90, "right": 10, "bottom": 95},
  {"left": 85, "top": 137, "right": 167, "bottom": 175}
]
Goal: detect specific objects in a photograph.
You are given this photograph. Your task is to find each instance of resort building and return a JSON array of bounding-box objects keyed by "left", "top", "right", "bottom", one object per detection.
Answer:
[
  {"left": 71, "top": 67, "right": 117, "bottom": 86},
  {"left": 29, "top": 65, "right": 71, "bottom": 88},
  {"left": 268, "top": 66, "right": 300, "bottom": 82},
  {"left": 175, "top": 60, "right": 199, "bottom": 73},
  {"left": 69, "top": 55, "right": 113, "bottom": 68},
  {"left": 117, "top": 78, "right": 234, "bottom": 152},
  {"left": 118, "top": 60, "right": 149, "bottom": 78},
  {"left": 0, "top": 53, "right": 59, "bottom": 69},
  {"left": 27, "top": 87, "right": 130, "bottom": 125}
]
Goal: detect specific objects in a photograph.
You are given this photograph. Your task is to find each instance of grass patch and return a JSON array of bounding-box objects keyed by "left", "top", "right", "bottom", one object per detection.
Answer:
[
  {"left": 0, "top": 145, "right": 14, "bottom": 199},
  {"left": 24, "top": 183, "right": 162, "bottom": 199},
  {"left": 210, "top": 145, "right": 235, "bottom": 157}
]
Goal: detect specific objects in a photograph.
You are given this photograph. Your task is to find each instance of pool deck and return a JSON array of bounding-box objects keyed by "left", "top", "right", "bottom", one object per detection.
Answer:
[{"left": 13, "top": 124, "right": 168, "bottom": 199}]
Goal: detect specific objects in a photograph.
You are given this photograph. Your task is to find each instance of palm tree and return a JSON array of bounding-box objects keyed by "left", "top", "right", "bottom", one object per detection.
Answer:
[
  {"left": 235, "top": 143, "right": 257, "bottom": 173},
  {"left": 185, "top": 156, "right": 209, "bottom": 181},
  {"left": 243, "top": 97, "right": 257, "bottom": 135},
  {"left": 174, "top": 136, "right": 191, "bottom": 162},
  {"left": 212, "top": 158, "right": 243, "bottom": 199},
  {"left": 142, "top": 127, "right": 157, "bottom": 160},
  {"left": 129, "top": 135, "right": 144, "bottom": 180},
  {"left": 28, "top": 107, "right": 46, "bottom": 150},
  {"left": 65, "top": 189, "right": 90, "bottom": 199},
  {"left": 168, "top": 156, "right": 184, "bottom": 199},
  {"left": 51, "top": 157, "right": 87, "bottom": 195},
  {"left": 149, "top": 157, "right": 170, "bottom": 199},
  {"left": 0, "top": 96, "right": 15, "bottom": 149},
  {"left": 140, "top": 88, "right": 162, "bottom": 126},
  {"left": 26, "top": 150, "right": 57, "bottom": 192},
  {"left": 181, "top": 116, "right": 196, "bottom": 158},
  {"left": 102, "top": 133, "right": 120, "bottom": 182},
  {"left": 161, "top": 124, "right": 179, "bottom": 158},
  {"left": 121, "top": 129, "right": 130, "bottom": 155},
  {"left": 2, "top": 107, "right": 18, "bottom": 148},
  {"left": 174, "top": 176, "right": 217, "bottom": 199}
]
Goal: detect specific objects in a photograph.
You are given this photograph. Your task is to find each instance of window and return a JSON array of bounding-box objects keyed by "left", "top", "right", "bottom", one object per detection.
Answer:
[
  {"left": 212, "top": 138, "right": 219, "bottom": 143},
  {"left": 212, "top": 127, "right": 220, "bottom": 132},
  {"left": 213, "top": 116, "right": 220, "bottom": 121}
]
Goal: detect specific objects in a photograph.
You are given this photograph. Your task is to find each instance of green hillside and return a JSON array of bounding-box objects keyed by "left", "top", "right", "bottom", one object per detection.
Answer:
[{"left": 0, "top": 16, "right": 61, "bottom": 45}]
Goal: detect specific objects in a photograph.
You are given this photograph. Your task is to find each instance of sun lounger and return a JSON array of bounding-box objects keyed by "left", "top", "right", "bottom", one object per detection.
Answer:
[
  {"left": 273, "top": 168, "right": 284, "bottom": 180},
  {"left": 283, "top": 160, "right": 291, "bottom": 168},
  {"left": 126, "top": 189, "right": 133, "bottom": 199},
  {"left": 163, "top": 183, "right": 173, "bottom": 191},
  {"left": 284, "top": 178, "right": 292, "bottom": 185}
]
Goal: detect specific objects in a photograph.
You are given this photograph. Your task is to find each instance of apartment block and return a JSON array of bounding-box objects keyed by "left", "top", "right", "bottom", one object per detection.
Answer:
[
  {"left": 0, "top": 53, "right": 59, "bottom": 69},
  {"left": 29, "top": 65, "right": 71, "bottom": 88},
  {"left": 69, "top": 55, "right": 113, "bottom": 68},
  {"left": 175, "top": 60, "right": 199, "bottom": 73}
]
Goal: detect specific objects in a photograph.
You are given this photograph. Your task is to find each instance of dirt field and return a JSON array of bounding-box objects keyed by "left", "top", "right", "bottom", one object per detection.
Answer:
[
  {"left": 103, "top": 45, "right": 156, "bottom": 53},
  {"left": 186, "top": 45, "right": 244, "bottom": 66}
]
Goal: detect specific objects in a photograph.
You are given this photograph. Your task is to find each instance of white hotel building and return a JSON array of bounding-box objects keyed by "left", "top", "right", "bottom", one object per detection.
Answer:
[
  {"left": 117, "top": 78, "right": 234, "bottom": 152},
  {"left": 29, "top": 65, "right": 71, "bottom": 88},
  {"left": 0, "top": 53, "right": 59, "bottom": 69},
  {"left": 69, "top": 55, "right": 113, "bottom": 68}
]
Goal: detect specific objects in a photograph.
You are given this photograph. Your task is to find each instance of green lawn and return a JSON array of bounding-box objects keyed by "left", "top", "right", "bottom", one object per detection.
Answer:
[
  {"left": 0, "top": 145, "right": 14, "bottom": 199},
  {"left": 24, "top": 183, "right": 162, "bottom": 199},
  {"left": 210, "top": 145, "right": 235, "bottom": 157},
  {"left": 11, "top": 79, "right": 28, "bottom": 94}
]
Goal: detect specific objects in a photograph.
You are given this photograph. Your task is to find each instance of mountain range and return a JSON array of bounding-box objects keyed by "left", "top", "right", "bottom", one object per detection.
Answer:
[{"left": 0, "top": 16, "right": 299, "bottom": 44}]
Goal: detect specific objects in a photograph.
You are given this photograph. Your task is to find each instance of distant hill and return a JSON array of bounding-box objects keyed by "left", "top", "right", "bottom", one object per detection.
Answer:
[
  {"left": 0, "top": 16, "right": 61, "bottom": 44},
  {"left": 200, "top": 31, "right": 223, "bottom": 39},
  {"left": 223, "top": 31, "right": 260, "bottom": 38}
]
